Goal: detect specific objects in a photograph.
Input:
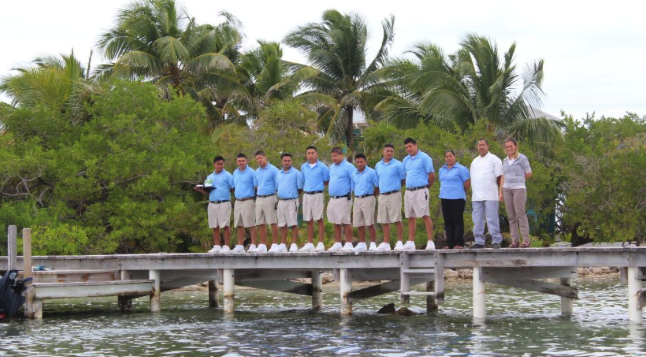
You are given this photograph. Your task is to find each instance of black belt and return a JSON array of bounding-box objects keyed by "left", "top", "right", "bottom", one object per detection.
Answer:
[
  {"left": 406, "top": 185, "right": 429, "bottom": 191},
  {"left": 304, "top": 191, "right": 323, "bottom": 195},
  {"left": 257, "top": 194, "right": 275, "bottom": 198},
  {"left": 380, "top": 190, "right": 400, "bottom": 195},
  {"left": 279, "top": 197, "right": 297, "bottom": 201},
  {"left": 331, "top": 194, "right": 350, "bottom": 199},
  {"left": 356, "top": 194, "right": 374, "bottom": 199},
  {"left": 236, "top": 196, "right": 255, "bottom": 202},
  {"left": 210, "top": 200, "right": 230, "bottom": 204}
]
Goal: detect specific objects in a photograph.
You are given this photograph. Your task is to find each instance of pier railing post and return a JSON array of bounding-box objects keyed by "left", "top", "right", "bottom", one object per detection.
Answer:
[
  {"left": 23, "top": 228, "right": 35, "bottom": 319},
  {"left": 208, "top": 280, "right": 220, "bottom": 308},
  {"left": 312, "top": 270, "right": 323, "bottom": 311},
  {"left": 223, "top": 269, "right": 235, "bottom": 314},
  {"left": 149, "top": 270, "right": 161, "bottom": 312},
  {"left": 7, "top": 225, "right": 17, "bottom": 271},
  {"left": 560, "top": 276, "right": 574, "bottom": 316},
  {"left": 340, "top": 268, "right": 352, "bottom": 316},
  {"left": 627, "top": 267, "right": 643, "bottom": 323},
  {"left": 473, "top": 267, "right": 486, "bottom": 321}
]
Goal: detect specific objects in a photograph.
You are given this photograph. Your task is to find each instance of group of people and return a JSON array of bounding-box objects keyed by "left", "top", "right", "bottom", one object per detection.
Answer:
[{"left": 194, "top": 137, "right": 532, "bottom": 254}]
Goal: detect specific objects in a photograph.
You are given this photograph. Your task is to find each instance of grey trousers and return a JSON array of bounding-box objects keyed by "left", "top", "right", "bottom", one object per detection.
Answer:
[
  {"left": 472, "top": 200, "right": 502, "bottom": 245},
  {"left": 503, "top": 188, "right": 530, "bottom": 244}
]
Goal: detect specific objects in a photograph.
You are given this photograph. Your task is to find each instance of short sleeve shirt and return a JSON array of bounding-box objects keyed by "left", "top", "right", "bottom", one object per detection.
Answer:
[
  {"left": 470, "top": 152, "right": 503, "bottom": 201},
  {"left": 301, "top": 161, "right": 330, "bottom": 192},
  {"left": 255, "top": 162, "right": 279, "bottom": 195},
  {"left": 205, "top": 170, "right": 234, "bottom": 201},
  {"left": 352, "top": 167, "right": 379, "bottom": 196},
  {"left": 276, "top": 167, "right": 304, "bottom": 199},
  {"left": 439, "top": 163, "right": 470, "bottom": 200},
  {"left": 328, "top": 160, "right": 356, "bottom": 196},
  {"left": 233, "top": 166, "right": 257, "bottom": 199},
  {"left": 403, "top": 150, "right": 434, "bottom": 188},
  {"left": 375, "top": 158, "right": 405, "bottom": 193},
  {"left": 502, "top": 154, "right": 532, "bottom": 189}
]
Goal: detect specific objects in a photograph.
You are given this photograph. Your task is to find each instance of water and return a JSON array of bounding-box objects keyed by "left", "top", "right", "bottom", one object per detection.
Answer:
[{"left": 0, "top": 277, "right": 644, "bottom": 356}]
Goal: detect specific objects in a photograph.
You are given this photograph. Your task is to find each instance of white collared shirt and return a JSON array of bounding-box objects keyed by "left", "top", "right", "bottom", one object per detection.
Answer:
[{"left": 470, "top": 152, "right": 503, "bottom": 201}]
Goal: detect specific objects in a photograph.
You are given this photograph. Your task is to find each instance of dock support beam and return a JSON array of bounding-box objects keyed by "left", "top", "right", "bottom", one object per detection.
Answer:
[
  {"left": 340, "top": 269, "right": 352, "bottom": 316},
  {"left": 149, "top": 270, "right": 161, "bottom": 312},
  {"left": 560, "top": 277, "right": 573, "bottom": 316},
  {"left": 119, "top": 270, "right": 133, "bottom": 312},
  {"left": 7, "top": 225, "right": 17, "bottom": 270},
  {"left": 223, "top": 269, "right": 235, "bottom": 314},
  {"left": 312, "top": 270, "right": 323, "bottom": 311},
  {"left": 426, "top": 281, "right": 438, "bottom": 312},
  {"left": 33, "top": 299, "right": 43, "bottom": 319},
  {"left": 23, "top": 228, "right": 34, "bottom": 319},
  {"left": 473, "top": 267, "right": 486, "bottom": 321},
  {"left": 627, "top": 267, "right": 643, "bottom": 323},
  {"left": 208, "top": 280, "right": 220, "bottom": 308}
]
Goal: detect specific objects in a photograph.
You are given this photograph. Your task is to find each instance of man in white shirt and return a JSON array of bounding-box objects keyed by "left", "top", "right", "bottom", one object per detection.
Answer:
[{"left": 469, "top": 139, "right": 503, "bottom": 249}]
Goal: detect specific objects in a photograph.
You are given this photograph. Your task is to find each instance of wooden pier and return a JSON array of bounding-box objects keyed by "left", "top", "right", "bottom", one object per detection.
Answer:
[{"left": 2, "top": 227, "right": 646, "bottom": 323}]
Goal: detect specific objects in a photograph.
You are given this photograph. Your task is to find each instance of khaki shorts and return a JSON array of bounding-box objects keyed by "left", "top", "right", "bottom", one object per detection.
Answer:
[
  {"left": 353, "top": 196, "right": 376, "bottom": 227},
  {"left": 327, "top": 197, "right": 352, "bottom": 225},
  {"left": 377, "top": 193, "right": 402, "bottom": 224},
  {"left": 208, "top": 201, "right": 231, "bottom": 229},
  {"left": 404, "top": 188, "right": 430, "bottom": 218},
  {"left": 255, "top": 196, "right": 277, "bottom": 225},
  {"left": 303, "top": 193, "right": 324, "bottom": 221},
  {"left": 234, "top": 199, "right": 256, "bottom": 227},
  {"left": 277, "top": 199, "right": 299, "bottom": 227}
]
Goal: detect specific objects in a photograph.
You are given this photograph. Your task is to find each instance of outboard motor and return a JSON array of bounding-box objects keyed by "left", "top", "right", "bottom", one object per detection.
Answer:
[{"left": 0, "top": 270, "right": 32, "bottom": 322}]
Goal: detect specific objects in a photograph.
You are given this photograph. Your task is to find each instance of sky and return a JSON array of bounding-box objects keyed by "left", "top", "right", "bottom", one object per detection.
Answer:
[{"left": 1, "top": 0, "right": 645, "bottom": 119}]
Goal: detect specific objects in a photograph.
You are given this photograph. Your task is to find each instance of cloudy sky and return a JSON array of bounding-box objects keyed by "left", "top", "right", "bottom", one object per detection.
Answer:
[{"left": 2, "top": 0, "right": 644, "bottom": 119}]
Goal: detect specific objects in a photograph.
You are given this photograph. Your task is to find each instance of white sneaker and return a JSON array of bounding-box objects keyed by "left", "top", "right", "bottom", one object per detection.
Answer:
[
  {"left": 393, "top": 241, "right": 405, "bottom": 251},
  {"left": 299, "top": 243, "right": 315, "bottom": 252},
  {"left": 271, "top": 243, "right": 287, "bottom": 253},
  {"left": 353, "top": 242, "right": 368, "bottom": 252},
  {"left": 328, "top": 242, "right": 342, "bottom": 252},
  {"left": 425, "top": 241, "right": 436, "bottom": 250},
  {"left": 315, "top": 242, "right": 326, "bottom": 252},
  {"left": 247, "top": 244, "right": 257, "bottom": 252},
  {"left": 231, "top": 245, "right": 245, "bottom": 254},
  {"left": 342, "top": 242, "right": 354, "bottom": 252},
  {"left": 207, "top": 245, "right": 222, "bottom": 254},
  {"left": 256, "top": 244, "right": 268, "bottom": 253},
  {"left": 289, "top": 243, "right": 299, "bottom": 253},
  {"left": 221, "top": 246, "right": 230, "bottom": 253},
  {"left": 378, "top": 242, "right": 392, "bottom": 251},
  {"left": 403, "top": 241, "right": 416, "bottom": 251},
  {"left": 368, "top": 242, "right": 378, "bottom": 251},
  {"left": 268, "top": 244, "right": 278, "bottom": 252}
]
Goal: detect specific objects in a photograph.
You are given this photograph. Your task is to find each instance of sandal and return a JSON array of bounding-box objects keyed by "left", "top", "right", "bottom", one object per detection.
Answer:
[
  {"left": 509, "top": 241, "right": 519, "bottom": 248},
  {"left": 521, "top": 241, "right": 530, "bottom": 248},
  {"left": 442, "top": 246, "right": 450, "bottom": 250},
  {"left": 453, "top": 245, "right": 464, "bottom": 250}
]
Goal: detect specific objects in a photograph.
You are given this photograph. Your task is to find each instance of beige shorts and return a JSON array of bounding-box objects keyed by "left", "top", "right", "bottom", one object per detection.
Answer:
[
  {"left": 255, "top": 196, "right": 277, "bottom": 225},
  {"left": 302, "top": 193, "right": 324, "bottom": 221},
  {"left": 277, "top": 199, "right": 299, "bottom": 227},
  {"left": 353, "top": 196, "right": 376, "bottom": 227},
  {"left": 404, "top": 188, "right": 430, "bottom": 218},
  {"left": 208, "top": 201, "right": 231, "bottom": 229},
  {"left": 377, "top": 193, "right": 402, "bottom": 224},
  {"left": 234, "top": 199, "right": 256, "bottom": 227},
  {"left": 327, "top": 197, "right": 352, "bottom": 225}
]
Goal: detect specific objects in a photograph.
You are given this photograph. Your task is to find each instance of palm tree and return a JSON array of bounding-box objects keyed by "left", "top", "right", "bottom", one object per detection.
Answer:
[{"left": 284, "top": 9, "right": 395, "bottom": 149}]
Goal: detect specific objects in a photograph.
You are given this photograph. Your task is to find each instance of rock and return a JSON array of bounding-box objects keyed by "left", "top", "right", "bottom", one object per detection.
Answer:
[
  {"left": 377, "top": 303, "right": 396, "bottom": 314},
  {"left": 394, "top": 307, "right": 417, "bottom": 316},
  {"left": 322, "top": 272, "right": 334, "bottom": 284}
]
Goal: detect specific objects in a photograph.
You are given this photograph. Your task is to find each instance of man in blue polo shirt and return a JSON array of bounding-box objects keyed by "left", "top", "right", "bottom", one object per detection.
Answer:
[
  {"left": 194, "top": 156, "right": 234, "bottom": 254},
  {"left": 375, "top": 144, "right": 406, "bottom": 251},
  {"left": 402, "top": 138, "right": 436, "bottom": 251},
  {"left": 232, "top": 153, "right": 258, "bottom": 254},
  {"left": 327, "top": 147, "right": 357, "bottom": 252},
  {"left": 351, "top": 154, "right": 379, "bottom": 252},
  {"left": 254, "top": 150, "right": 279, "bottom": 253},
  {"left": 300, "top": 146, "right": 330, "bottom": 252},
  {"left": 270, "top": 153, "right": 304, "bottom": 253}
]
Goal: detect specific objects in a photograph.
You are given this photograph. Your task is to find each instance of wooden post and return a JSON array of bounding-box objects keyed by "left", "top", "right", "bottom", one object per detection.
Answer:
[
  {"left": 7, "top": 225, "right": 17, "bottom": 271},
  {"left": 426, "top": 281, "right": 438, "bottom": 312},
  {"left": 208, "top": 280, "right": 219, "bottom": 308},
  {"left": 311, "top": 270, "right": 323, "bottom": 311},
  {"left": 23, "top": 228, "right": 34, "bottom": 319},
  {"left": 223, "top": 269, "right": 235, "bottom": 314},
  {"left": 560, "top": 277, "right": 573, "bottom": 316},
  {"left": 627, "top": 267, "right": 643, "bottom": 323},
  {"left": 119, "top": 270, "right": 133, "bottom": 312},
  {"left": 340, "top": 268, "right": 352, "bottom": 316},
  {"left": 473, "top": 267, "right": 486, "bottom": 321},
  {"left": 33, "top": 299, "right": 43, "bottom": 319},
  {"left": 149, "top": 270, "right": 161, "bottom": 312}
]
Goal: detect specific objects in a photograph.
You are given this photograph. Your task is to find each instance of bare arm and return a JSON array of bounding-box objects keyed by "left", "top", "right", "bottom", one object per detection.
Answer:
[
  {"left": 463, "top": 179, "right": 471, "bottom": 192},
  {"left": 498, "top": 175, "right": 504, "bottom": 202},
  {"left": 374, "top": 187, "right": 380, "bottom": 196},
  {"left": 193, "top": 186, "right": 208, "bottom": 195},
  {"left": 525, "top": 173, "right": 532, "bottom": 180},
  {"left": 428, "top": 172, "right": 435, "bottom": 188}
]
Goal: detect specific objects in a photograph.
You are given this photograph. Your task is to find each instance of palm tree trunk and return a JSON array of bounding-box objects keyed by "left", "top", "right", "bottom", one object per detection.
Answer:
[{"left": 345, "top": 105, "right": 354, "bottom": 154}]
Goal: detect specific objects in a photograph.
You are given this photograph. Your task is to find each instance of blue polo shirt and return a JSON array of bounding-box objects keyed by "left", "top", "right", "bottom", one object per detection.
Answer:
[
  {"left": 233, "top": 166, "right": 257, "bottom": 199},
  {"left": 276, "top": 167, "right": 304, "bottom": 199},
  {"left": 403, "top": 150, "right": 434, "bottom": 188},
  {"left": 301, "top": 161, "right": 330, "bottom": 192},
  {"left": 329, "top": 160, "right": 356, "bottom": 196},
  {"left": 439, "top": 163, "right": 470, "bottom": 200},
  {"left": 352, "top": 167, "right": 379, "bottom": 196},
  {"left": 375, "top": 158, "right": 405, "bottom": 193},
  {"left": 255, "top": 162, "right": 279, "bottom": 196},
  {"left": 205, "top": 170, "right": 234, "bottom": 201}
]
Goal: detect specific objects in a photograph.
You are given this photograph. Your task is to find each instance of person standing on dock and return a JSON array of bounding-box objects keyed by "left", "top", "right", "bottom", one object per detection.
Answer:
[
  {"left": 254, "top": 151, "right": 279, "bottom": 253},
  {"left": 300, "top": 146, "right": 330, "bottom": 252},
  {"left": 351, "top": 154, "right": 379, "bottom": 252},
  {"left": 438, "top": 150, "right": 470, "bottom": 249},
  {"left": 270, "top": 153, "right": 304, "bottom": 253},
  {"left": 469, "top": 139, "right": 504, "bottom": 249},
  {"left": 375, "top": 144, "right": 406, "bottom": 251},
  {"left": 327, "top": 147, "right": 357, "bottom": 252},
  {"left": 402, "top": 138, "right": 436, "bottom": 251},
  {"left": 232, "top": 153, "right": 258, "bottom": 254},
  {"left": 500, "top": 138, "right": 532, "bottom": 248},
  {"left": 194, "top": 156, "right": 233, "bottom": 253}
]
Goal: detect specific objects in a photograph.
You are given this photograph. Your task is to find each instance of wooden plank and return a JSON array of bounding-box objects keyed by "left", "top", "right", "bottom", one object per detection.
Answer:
[
  {"left": 483, "top": 278, "right": 579, "bottom": 299},
  {"left": 481, "top": 266, "right": 577, "bottom": 280},
  {"left": 350, "top": 268, "right": 400, "bottom": 281},
  {"left": 33, "top": 280, "right": 154, "bottom": 299},
  {"left": 32, "top": 271, "right": 119, "bottom": 284},
  {"left": 7, "top": 225, "right": 17, "bottom": 271},
  {"left": 236, "top": 279, "right": 313, "bottom": 296},
  {"left": 348, "top": 277, "right": 429, "bottom": 303},
  {"left": 234, "top": 269, "right": 310, "bottom": 281}
]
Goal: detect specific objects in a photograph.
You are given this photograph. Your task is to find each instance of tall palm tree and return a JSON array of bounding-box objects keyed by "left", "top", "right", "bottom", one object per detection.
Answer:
[{"left": 284, "top": 9, "right": 394, "bottom": 149}]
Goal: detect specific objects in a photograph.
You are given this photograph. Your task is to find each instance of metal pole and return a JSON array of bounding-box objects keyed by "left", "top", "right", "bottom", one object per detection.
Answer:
[{"left": 7, "top": 225, "right": 17, "bottom": 271}]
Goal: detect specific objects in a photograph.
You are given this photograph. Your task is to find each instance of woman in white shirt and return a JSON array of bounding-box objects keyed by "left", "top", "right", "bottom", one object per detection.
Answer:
[{"left": 500, "top": 138, "right": 532, "bottom": 248}]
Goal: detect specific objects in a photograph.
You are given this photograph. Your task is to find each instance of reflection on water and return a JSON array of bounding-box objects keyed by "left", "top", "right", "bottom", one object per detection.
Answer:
[{"left": 0, "top": 277, "right": 644, "bottom": 356}]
